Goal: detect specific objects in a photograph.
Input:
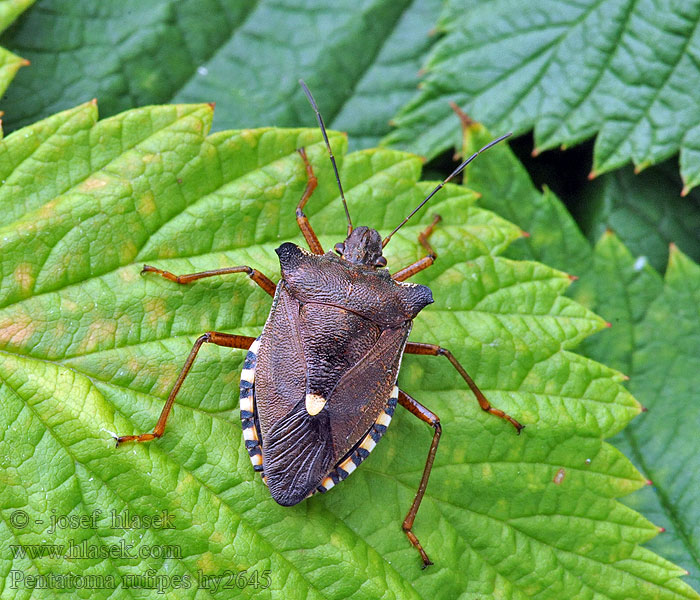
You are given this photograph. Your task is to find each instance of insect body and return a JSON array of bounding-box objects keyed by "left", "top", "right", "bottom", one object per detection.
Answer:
[
  {"left": 115, "top": 81, "right": 523, "bottom": 567},
  {"left": 245, "top": 232, "right": 431, "bottom": 507}
]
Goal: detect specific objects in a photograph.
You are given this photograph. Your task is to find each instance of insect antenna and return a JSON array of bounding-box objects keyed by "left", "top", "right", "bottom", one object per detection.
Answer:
[
  {"left": 382, "top": 132, "right": 512, "bottom": 248},
  {"left": 299, "top": 79, "right": 353, "bottom": 236}
]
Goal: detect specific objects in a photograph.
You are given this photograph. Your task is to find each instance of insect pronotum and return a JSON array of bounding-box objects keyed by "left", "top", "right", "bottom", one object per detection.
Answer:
[{"left": 115, "top": 80, "right": 523, "bottom": 567}]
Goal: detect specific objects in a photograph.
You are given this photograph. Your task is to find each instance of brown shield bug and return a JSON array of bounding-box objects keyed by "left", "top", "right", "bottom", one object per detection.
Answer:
[{"left": 115, "top": 80, "right": 523, "bottom": 567}]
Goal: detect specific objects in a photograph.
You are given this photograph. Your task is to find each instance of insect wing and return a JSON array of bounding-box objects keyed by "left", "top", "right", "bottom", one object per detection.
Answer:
[
  {"left": 327, "top": 324, "right": 410, "bottom": 454},
  {"left": 263, "top": 397, "right": 335, "bottom": 505},
  {"left": 255, "top": 283, "right": 307, "bottom": 434}
]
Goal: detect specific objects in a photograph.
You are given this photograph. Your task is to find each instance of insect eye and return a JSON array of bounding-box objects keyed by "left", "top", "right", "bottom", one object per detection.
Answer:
[
  {"left": 334, "top": 243, "right": 345, "bottom": 255},
  {"left": 376, "top": 256, "right": 387, "bottom": 267}
]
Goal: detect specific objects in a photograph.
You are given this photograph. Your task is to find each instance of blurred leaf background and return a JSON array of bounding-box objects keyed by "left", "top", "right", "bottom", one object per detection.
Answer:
[{"left": 0, "top": 0, "right": 699, "bottom": 597}]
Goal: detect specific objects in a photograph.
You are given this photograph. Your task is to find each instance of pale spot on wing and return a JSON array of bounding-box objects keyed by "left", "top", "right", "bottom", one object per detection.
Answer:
[{"left": 306, "top": 393, "right": 327, "bottom": 415}]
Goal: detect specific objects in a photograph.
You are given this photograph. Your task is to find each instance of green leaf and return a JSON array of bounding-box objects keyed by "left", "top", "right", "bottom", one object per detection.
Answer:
[
  {"left": 0, "top": 102, "right": 693, "bottom": 599},
  {"left": 0, "top": 0, "right": 442, "bottom": 151},
  {"left": 0, "top": 0, "right": 35, "bottom": 33},
  {"left": 581, "top": 164, "right": 700, "bottom": 273},
  {"left": 0, "top": 45, "right": 25, "bottom": 98},
  {"left": 0, "top": 0, "right": 33, "bottom": 99},
  {"left": 585, "top": 238, "right": 700, "bottom": 593},
  {"left": 458, "top": 119, "right": 700, "bottom": 593},
  {"left": 385, "top": 0, "right": 700, "bottom": 193},
  {"left": 458, "top": 121, "right": 593, "bottom": 278}
]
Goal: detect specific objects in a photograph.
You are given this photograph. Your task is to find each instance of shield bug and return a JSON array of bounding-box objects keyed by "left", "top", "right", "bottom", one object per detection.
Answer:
[{"left": 115, "top": 80, "right": 523, "bottom": 567}]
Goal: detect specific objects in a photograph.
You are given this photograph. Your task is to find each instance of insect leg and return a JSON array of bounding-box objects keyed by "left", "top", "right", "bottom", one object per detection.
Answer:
[
  {"left": 391, "top": 215, "right": 441, "bottom": 282},
  {"left": 397, "top": 389, "right": 441, "bottom": 568},
  {"left": 141, "top": 265, "right": 275, "bottom": 296},
  {"left": 296, "top": 147, "right": 324, "bottom": 255},
  {"left": 404, "top": 342, "right": 524, "bottom": 433},
  {"left": 114, "top": 332, "right": 256, "bottom": 446}
]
